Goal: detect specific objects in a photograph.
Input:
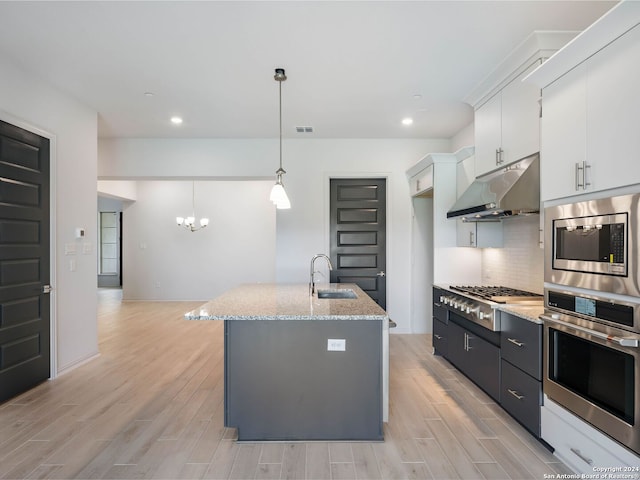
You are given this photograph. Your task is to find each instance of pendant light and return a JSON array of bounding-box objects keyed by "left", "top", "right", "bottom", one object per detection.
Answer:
[
  {"left": 270, "top": 68, "right": 291, "bottom": 209},
  {"left": 176, "top": 181, "right": 209, "bottom": 232}
]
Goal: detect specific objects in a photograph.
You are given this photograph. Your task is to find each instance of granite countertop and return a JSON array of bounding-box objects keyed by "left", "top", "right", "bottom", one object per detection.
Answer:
[
  {"left": 497, "top": 304, "right": 545, "bottom": 324},
  {"left": 185, "top": 283, "right": 389, "bottom": 321}
]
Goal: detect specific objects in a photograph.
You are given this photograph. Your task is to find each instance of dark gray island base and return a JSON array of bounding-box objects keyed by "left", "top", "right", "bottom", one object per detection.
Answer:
[
  {"left": 225, "top": 319, "right": 382, "bottom": 441},
  {"left": 185, "top": 283, "right": 389, "bottom": 442}
]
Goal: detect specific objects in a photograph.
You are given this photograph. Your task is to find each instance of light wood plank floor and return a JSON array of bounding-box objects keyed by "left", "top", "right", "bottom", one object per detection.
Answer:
[{"left": 0, "top": 289, "right": 573, "bottom": 479}]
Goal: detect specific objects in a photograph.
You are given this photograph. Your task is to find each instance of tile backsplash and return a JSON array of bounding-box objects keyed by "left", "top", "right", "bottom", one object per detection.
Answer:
[{"left": 481, "top": 215, "right": 544, "bottom": 294}]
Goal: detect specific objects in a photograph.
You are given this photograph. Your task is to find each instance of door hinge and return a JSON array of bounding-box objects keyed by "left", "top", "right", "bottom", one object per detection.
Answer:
[{"left": 43, "top": 285, "right": 52, "bottom": 294}]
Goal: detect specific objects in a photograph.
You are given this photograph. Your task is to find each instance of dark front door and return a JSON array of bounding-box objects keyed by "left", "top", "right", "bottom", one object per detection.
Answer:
[
  {"left": 330, "top": 178, "right": 386, "bottom": 308},
  {"left": 0, "top": 120, "right": 51, "bottom": 403}
]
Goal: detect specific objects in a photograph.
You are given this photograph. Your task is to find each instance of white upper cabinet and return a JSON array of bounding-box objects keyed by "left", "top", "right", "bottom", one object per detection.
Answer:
[
  {"left": 469, "top": 32, "right": 577, "bottom": 178},
  {"left": 475, "top": 61, "right": 542, "bottom": 177},
  {"left": 474, "top": 93, "right": 503, "bottom": 176},
  {"left": 586, "top": 23, "right": 640, "bottom": 193},
  {"left": 500, "top": 61, "right": 543, "bottom": 168},
  {"left": 539, "top": 23, "right": 640, "bottom": 201},
  {"left": 540, "top": 63, "right": 588, "bottom": 201},
  {"left": 526, "top": 2, "right": 640, "bottom": 201}
]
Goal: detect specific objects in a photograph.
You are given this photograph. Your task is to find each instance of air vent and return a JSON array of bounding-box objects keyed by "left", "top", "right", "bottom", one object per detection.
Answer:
[{"left": 296, "top": 126, "right": 313, "bottom": 133}]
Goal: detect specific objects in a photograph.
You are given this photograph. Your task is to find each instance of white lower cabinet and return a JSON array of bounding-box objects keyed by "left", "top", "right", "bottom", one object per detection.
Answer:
[{"left": 542, "top": 396, "right": 640, "bottom": 473}]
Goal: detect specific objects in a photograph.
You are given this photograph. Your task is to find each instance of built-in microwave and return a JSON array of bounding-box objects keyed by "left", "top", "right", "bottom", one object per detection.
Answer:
[{"left": 545, "top": 193, "right": 640, "bottom": 297}]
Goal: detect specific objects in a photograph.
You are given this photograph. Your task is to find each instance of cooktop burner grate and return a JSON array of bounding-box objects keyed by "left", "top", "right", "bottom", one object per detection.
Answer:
[{"left": 449, "top": 285, "right": 541, "bottom": 301}]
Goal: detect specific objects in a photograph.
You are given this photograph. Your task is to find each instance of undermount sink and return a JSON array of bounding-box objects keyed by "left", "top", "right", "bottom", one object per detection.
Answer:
[{"left": 317, "top": 288, "right": 358, "bottom": 299}]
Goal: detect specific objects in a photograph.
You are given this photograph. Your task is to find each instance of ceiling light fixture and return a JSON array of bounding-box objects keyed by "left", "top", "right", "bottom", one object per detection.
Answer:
[
  {"left": 170, "top": 116, "right": 183, "bottom": 125},
  {"left": 269, "top": 68, "right": 291, "bottom": 210},
  {"left": 176, "top": 181, "right": 209, "bottom": 232},
  {"left": 402, "top": 117, "right": 414, "bottom": 126}
]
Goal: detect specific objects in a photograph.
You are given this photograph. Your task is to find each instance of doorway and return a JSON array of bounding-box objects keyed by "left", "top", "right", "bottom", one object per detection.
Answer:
[
  {"left": 0, "top": 119, "right": 51, "bottom": 403},
  {"left": 329, "top": 178, "right": 387, "bottom": 308}
]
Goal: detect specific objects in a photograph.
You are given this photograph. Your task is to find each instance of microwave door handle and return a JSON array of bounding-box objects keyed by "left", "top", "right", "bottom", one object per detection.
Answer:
[{"left": 541, "top": 314, "right": 640, "bottom": 348}]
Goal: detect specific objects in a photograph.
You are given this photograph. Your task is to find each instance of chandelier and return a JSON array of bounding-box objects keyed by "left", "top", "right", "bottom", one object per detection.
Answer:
[
  {"left": 176, "top": 181, "right": 209, "bottom": 232},
  {"left": 269, "top": 68, "right": 291, "bottom": 209}
]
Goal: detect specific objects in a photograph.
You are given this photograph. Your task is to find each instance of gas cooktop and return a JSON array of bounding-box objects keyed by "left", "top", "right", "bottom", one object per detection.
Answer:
[
  {"left": 437, "top": 285, "right": 543, "bottom": 331},
  {"left": 449, "top": 285, "right": 543, "bottom": 304}
]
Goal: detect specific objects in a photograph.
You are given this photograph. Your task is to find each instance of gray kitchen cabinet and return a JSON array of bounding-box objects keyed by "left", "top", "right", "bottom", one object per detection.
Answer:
[
  {"left": 500, "top": 311, "right": 542, "bottom": 380},
  {"left": 501, "top": 359, "right": 542, "bottom": 436},
  {"left": 432, "top": 287, "right": 448, "bottom": 356},
  {"left": 447, "top": 315, "right": 500, "bottom": 402},
  {"left": 500, "top": 311, "right": 542, "bottom": 437}
]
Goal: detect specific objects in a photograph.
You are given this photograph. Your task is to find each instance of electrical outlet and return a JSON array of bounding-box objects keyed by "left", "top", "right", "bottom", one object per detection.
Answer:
[{"left": 327, "top": 339, "right": 346, "bottom": 351}]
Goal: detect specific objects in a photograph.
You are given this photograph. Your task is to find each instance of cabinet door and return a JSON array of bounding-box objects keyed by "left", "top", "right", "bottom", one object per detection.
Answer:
[
  {"left": 446, "top": 320, "right": 467, "bottom": 372},
  {"left": 540, "top": 62, "right": 587, "bottom": 201},
  {"left": 586, "top": 24, "right": 640, "bottom": 193},
  {"left": 410, "top": 165, "right": 433, "bottom": 197},
  {"left": 500, "top": 312, "right": 542, "bottom": 380},
  {"left": 501, "top": 61, "right": 542, "bottom": 165},
  {"left": 465, "top": 330, "right": 500, "bottom": 401},
  {"left": 456, "top": 221, "right": 503, "bottom": 248},
  {"left": 432, "top": 318, "right": 448, "bottom": 357},
  {"left": 501, "top": 359, "right": 541, "bottom": 436},
  {"left": 456, "top": 221, "right": 476, "bottom": 247},
  {"left": 474, "top": 93, "right": 502, "bottom": 176}
]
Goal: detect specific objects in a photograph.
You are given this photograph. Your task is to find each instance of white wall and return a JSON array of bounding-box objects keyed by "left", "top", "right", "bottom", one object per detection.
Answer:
[
  {"left": 0, "top": 52, "right": 98, "bottom": 374},
  {"left": 98, "top": 137, "right": 451, "bottom": 332},
  {"left": 482, "top": 215, "right": 544, "bottom": 293},
  {"left": 450, "top": 121, "right": 474, "bottom": 153},
  {"left": 98, "top": 180, "right": 137, "bottom": 201},
  {"left": 122, "top": 180, "right": 275, "bottom": 301}
]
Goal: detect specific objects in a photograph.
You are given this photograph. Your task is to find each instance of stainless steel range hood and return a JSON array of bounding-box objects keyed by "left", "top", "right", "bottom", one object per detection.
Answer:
[{"left": 447, "top": 153, "right": 540, "bottom": 221}]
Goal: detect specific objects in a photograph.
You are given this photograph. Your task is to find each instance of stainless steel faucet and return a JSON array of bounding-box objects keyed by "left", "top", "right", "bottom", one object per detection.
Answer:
[{"left": 309, "top": 254, "right": 333, "bottom": 295}]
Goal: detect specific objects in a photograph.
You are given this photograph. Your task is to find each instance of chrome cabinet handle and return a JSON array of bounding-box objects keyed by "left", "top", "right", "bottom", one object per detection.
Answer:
[
  {"left": 576, "top": 161, "right": 591, "bottom": 190},
  {"left": 507, "top": 389, "right": 524, "bottom": 400},
  {"left": 469, "top": 231, "right": 475, "bottom": 246},
  {"left": 570, "top": 448, "right": 593, "bottom": 466},
  {"left": 507, "top": 338, "right": 524, "bottom": 347},
  {"left": 434, "top": 334, "right": 443, "bottom": 340}
]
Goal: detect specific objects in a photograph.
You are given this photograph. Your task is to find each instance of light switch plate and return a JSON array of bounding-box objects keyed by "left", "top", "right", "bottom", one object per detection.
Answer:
[{"left": 327, "top": 339, "right": 346, "bottom": 351}]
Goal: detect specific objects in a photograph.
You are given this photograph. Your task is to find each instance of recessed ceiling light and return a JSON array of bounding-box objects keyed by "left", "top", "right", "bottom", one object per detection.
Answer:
[
  {"left": 402, "top": 117, "right": 413, "bottom": 126},
  {"left": 170, "top": 116, "right": 183, "bottom": 125},
  {"left": 413, "top": 94, "right": 422, "bottom": 100},
  {"left": 144, "top": 92, "right": 154, "bottom": 97}
]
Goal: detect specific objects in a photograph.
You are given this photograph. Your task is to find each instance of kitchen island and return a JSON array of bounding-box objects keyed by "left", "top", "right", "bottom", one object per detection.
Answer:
[{"left": 185, "top": 283, "right": 389, "bottom": 441}]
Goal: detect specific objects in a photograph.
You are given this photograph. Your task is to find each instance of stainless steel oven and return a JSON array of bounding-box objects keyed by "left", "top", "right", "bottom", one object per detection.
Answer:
[
  {"left": 543, "top": 287, "right": 640, "bottom": 456},
  {"left": 545, "top": 192, "right": 640, "bottom": 297}
]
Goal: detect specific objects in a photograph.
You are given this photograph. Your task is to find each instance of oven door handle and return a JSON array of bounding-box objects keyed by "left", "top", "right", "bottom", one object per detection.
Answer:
[{"left": 541, "top": 314, "right": 640, "bottom": 348}]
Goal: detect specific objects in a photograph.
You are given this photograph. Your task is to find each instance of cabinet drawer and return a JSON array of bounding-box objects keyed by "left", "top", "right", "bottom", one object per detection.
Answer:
[
  {"left": 500, "top": 312, "right": 542, "bottom": 380},
  {"left": 433, "top": 317, "right": 448, "bottom": 357},
  {"left": 542, "top": 398, "right": 639, "bottom": 473},
  {"left": 501, "top": 360, "right": 541, "bottom": 437}
]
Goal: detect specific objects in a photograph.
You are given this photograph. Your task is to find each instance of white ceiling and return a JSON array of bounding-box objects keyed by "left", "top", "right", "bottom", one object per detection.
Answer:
[{"left": 0, "top": 1, "right": 616, "bottom": 139}]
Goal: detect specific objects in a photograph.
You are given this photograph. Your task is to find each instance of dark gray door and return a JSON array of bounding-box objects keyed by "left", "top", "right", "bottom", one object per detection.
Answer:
[
  {"left": 0, "top": 120, "right": 50, "bottom": 403},
  {"left": 330, "top": 178, "right": 386, "bottom": 308}
]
